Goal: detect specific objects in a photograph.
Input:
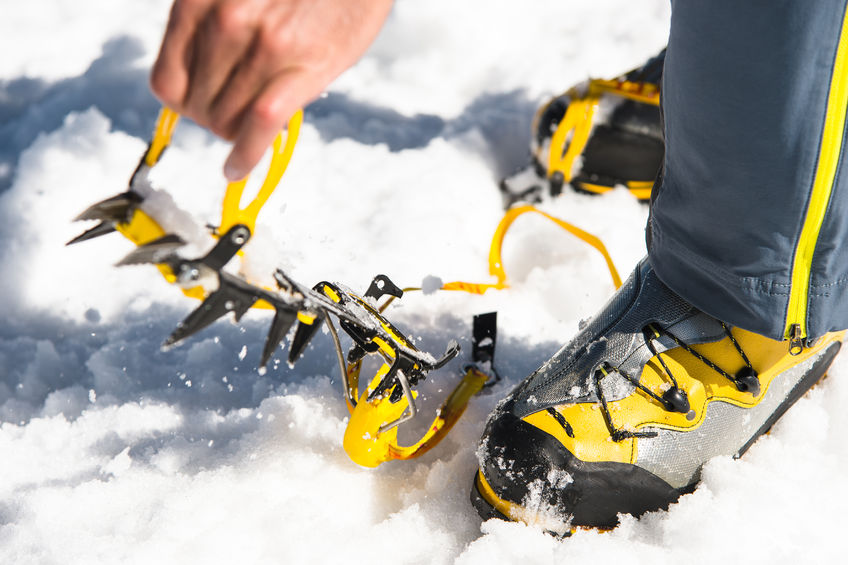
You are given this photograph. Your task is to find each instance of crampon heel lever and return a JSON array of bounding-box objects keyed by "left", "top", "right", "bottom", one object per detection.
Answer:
[{"left": 337, "top": 291, "right": 500, "bottom": 467}]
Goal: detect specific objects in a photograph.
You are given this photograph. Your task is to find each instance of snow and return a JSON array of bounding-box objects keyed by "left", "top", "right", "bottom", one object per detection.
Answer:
[{"left": 0, "top": 0, "right": 845, "bottom": 563}]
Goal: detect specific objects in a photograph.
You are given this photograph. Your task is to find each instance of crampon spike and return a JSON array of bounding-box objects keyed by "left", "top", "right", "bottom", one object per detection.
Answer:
[
  {"left": 115, "top": 234, "right": 185, "bottom": 266},
  {"left": 469, "top": 312, "right": 501, "bottom": 388},
  {"left": 288, "top": 315, "right": 323, "bottom": 364},
  {"left": 272, "top": 269, "right": 301, "bottom": 297},
  {"left": 435, "top": 340, "right": 461, "bottom": 369},
  {"left": 261, "top": 308, "right": 298, "bottom": 368},
  {"left": 66, "top": 221, "right": 119, "bottom": 245},
  {"left": 164, "top": 273, "right": 263, "bottom": 347},
  {"left": 199, "top": 224, "right": 251, "bottom": 272},
  {"left": 67, "top": 191, "right": 144, "bottom": 245},
  {"left": 73, "top": 191, "right": 142, "bottom": 223}
]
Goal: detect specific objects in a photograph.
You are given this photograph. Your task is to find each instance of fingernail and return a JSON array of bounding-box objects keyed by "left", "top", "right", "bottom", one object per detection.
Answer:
[{"left": 224, "top": 161, "right": 245, "bottom": 182}]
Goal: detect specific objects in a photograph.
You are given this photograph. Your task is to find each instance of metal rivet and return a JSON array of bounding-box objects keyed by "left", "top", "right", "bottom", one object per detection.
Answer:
[{"left": 232, "top": 227, "right": 249, "bottom": 245}]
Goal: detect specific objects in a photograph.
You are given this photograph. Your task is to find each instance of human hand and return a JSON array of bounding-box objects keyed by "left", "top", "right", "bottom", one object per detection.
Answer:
[{"left": 151, "top": 0, "right": 394, "bottom": 181}]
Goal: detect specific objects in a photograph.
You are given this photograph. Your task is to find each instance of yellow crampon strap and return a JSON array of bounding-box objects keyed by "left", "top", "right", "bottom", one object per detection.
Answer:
[
  {"left": 545, "top": 78, "right": 660, "bottom": 187},
  {"left": 220, "top": 110, "right": 303, "bottom": 235},
  {"left": 343, "top": 358, "right": 489, "bottom": 467},
  {"left": 439, "top": 204, "right": 621, "bottom": 294}
]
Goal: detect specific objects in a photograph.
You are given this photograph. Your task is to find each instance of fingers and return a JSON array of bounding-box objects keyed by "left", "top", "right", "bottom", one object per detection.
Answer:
[
  {"left": 182, "top": 1, "right": 262, "bottom": 126},
  {"left": 223, "top": 70, "right": 312, "bottom": 181},
  {"left": 207, "top": 21, "right": 301, "bottom": 139},
  {"left": 151, "top": 0, "right": 396, "bottom": 181},
  {"left": 151, "top": 0, "right": 214, "bottom": 107}
]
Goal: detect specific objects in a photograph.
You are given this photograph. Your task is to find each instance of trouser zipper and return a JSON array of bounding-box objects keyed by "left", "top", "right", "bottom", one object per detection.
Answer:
[
  {"left": 788, "top": 324, "right": 804, "bottom": 356},
  {"left": 784, "top": 5, "right": 848, "bottom": 354}
]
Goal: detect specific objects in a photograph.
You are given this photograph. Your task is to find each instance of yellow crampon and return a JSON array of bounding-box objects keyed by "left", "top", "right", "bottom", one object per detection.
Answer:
[
  {"left": 542, "top": 77, "right": 660, "bottom": 199},
  {"left": 71, "top": 103, "right": 625, "bottom": 470},
  {"left": 70, "top": 105, "right": 475, "bottom": 468}
]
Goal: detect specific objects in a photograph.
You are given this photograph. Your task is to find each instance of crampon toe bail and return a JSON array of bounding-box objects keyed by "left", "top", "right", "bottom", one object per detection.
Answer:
[{"left": 342, "top": 350, "right": 490, "bottom": 467}]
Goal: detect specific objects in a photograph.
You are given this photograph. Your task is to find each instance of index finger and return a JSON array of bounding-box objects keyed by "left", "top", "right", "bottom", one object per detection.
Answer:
[
  {"left": 150, "top": 0, "right": 215, "bottom": 109},
  {"left": 223, "top": 70, "right": 310, "bottom": 181}
]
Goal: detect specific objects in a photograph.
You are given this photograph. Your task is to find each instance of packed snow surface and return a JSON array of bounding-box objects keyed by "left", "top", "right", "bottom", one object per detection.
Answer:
[{"left": 1, "top": 1, "right": 844, "bottom": 563}]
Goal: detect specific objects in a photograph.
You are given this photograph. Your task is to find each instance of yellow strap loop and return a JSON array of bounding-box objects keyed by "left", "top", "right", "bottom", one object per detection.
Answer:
[
  {"left": 437, "top": 205, "right": 621, "bottom": 294},
  {"left": 491, "top": 205, "right": 621, "bottom": 288},
  {"left": 220, "top": 109, "right": 303, "bottom": 234}
]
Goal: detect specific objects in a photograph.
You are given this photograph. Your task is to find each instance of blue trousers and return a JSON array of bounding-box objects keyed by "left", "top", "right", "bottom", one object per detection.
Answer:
[{"left": 649, "top": 0, "right": 848, "bottom": 343}]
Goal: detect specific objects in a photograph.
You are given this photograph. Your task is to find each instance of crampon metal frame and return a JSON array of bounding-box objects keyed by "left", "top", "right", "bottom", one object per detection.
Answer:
[{"left": 69, "top": 106, "right": 623, "bottom": 467}]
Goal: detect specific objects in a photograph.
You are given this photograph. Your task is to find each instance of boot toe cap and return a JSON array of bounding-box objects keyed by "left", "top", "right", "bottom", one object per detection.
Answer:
[{"left": 473, "top": 408, "right": 682, "bottom": 529}]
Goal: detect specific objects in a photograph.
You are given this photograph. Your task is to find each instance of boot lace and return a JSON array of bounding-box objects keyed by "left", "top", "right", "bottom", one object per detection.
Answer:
[{"left": 593, "top": 322, "right": 760, "bottom": 442}]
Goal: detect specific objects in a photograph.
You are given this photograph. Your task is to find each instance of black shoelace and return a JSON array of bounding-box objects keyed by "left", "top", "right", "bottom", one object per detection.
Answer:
[{"left": 593, "top": 322, "right": 760, "bottom": 442}]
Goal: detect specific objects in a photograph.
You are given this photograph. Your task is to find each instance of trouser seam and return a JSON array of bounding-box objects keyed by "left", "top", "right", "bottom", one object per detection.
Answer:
[
  {"left": 652, "top": 225, "right": 793, "bottom": 297},
  {"left": 653, "top": 227, "right": 848, "bottom": 303}
]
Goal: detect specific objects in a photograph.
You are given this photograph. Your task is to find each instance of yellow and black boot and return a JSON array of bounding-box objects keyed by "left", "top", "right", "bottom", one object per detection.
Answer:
[
  {"left": 500, "top": 50, "right": 665, "bottom": 208},
  {"left": 471, "top": 259, "right": 843, "bottom": 534}
]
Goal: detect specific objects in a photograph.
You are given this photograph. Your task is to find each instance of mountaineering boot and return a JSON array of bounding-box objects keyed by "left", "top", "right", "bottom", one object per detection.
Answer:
[
  {"left": 471, "top": 258, "right": 844, "bottom": 533},
  {"left": 500, "top": 50, "right": 666, "bottom": 208}
]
